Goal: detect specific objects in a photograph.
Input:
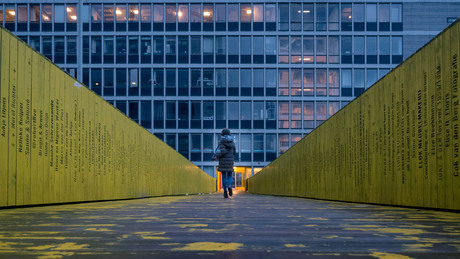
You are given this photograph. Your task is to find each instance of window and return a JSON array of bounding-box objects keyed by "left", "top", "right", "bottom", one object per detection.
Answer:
[
  {"left": 391, "top": 4, "right": 402, "bottom": 23},
  {"left": 153, "top": 4, "right": 164, "bottom": 22},
  {"left": 216, "top": 69, "right": 226, "bottom": 88},
  {"left": 253, "top": 69, "right": 264, "bottom": 88},
  {"left": 316, "top": 4, "right": 327, "bottom": 31},
  {"left": 366, "top": 36, "right": 377, "bottom": 63},
  {"left": 165, "top": 4, "right": 176, "bottom": 23},
  {"left": 254, "top": 4, "right": 263, "bottom": 22},
  {"left": 291, "top": 69, "right": 302, "bottom": 96},
  {"left": 328, "top": 36, "right": 339, "bottom": 64},
  {"left": 379, "top": 4, "right": 390, "bottom": 31},
  {"left": 279, "top": 134, "right": 289, "bottom": 154},
  {"left": 266, "top": 134, "right": 277, "bottom": 160},
  {"left": 316, "top": 69, "right": 327, "bottom": 96},
  {"left": 290, "top": 3, "right": 301, "bottom": 31},
  {"left": 279, "top": 102, "right": 289, "bottom": 129},
  {"left": 366, "top": 69, "right": 377, "bottom": 88},
  {"left": 66, "top": 5, "right": 77, "bottom": 23},
  {"left": 18, "top": 5, "right": 27, "bottom": 23},
  {"left": 354, "top": 36, "right": 365, "bottom": 56},
  {"left": 128, "top": 4, "right": 139, "bottom": 22},
  {"left": 279, "top": 69, "right": 289, "bottom": 96},
  {"left": 254, "top": 134, "right": 264, "bottom": 156},
  {"left": 141, "top": 4, "right": 151, "bottom": 22},
  {"left": 366, "top": 4, "right": 377, "bottom": 30},
  {"left": 316, "top": 36, "right": 327, "bottom": 64},
  {"left": 329, "top": 69, "right": 340, "bottom": 96},
  {"left": 266, "top": 4, "right": 276, "bottom": 22},
  {"left": 266, "top": 69, "right": 277, "bottom": 88},
  {"left": 354, "top": 69, "right": 365, "bottom": 95},
  {"left": 42, "top": 5, "right": 52, "bottom": 23},
  {"left": 216, "top": 4, "right": 225, "bottom": 23},
  {"left": 203, "top": 4, "right": 213, "bottom": 23},
  {"left": 329, "top": 102, "right": 340, "bottom": 118},
  {"left": 291, "top": 37, "right": 302, "bottom": 64},
  {"left": 303, "top": 102, "right": 314, "bottom": 128},
  {"left": 303, "top": 69, "right": 314, "bottom": 96},
  {"left": 266, "top": 36, "right": 276, "bottom": 55},
  {"left": 129, "top": 68, "right": 138, "bottom": 88},
  {"left": 291, "top": 102, "right": 302, "bottom": 128},
  {"left": 228, "top": 4, "right": 238, "bottom": 22},
  {"left": 279, "top": 37, "right": 289, "bottom": 64},
  {"left": 379, "top": 36, "right": 390, "bottom": 63},
  {"left": 116, "top": 4, "right": 127, "bottom": 22},
  {"left": 30, "top": 5, "right": 40, "bottom": 23},
  {"left": 392, "top": 36, "right": 403, "bottom": 63},
  {"left": 316, "top": 102, "right": 327, "bottom": 126},
  {"left": 104, "top": 5, "right": 114, "bottom": 22},
  {"left": 279, "top": 4, "right": 289, "bottom": 31},
  {"left": 341, "top": 69, "right": 352, "bottom": 96},
  {"left": 303, "top": 4, "right": 314, "bottom": 31},
  {"left": 303, "top": 36, "right": 314, "bottom": 63},
  {"left": 328, "top": 4, "right": 339, "bottom": 31},
  {"left": 353, "top": 4, "right": 365, "bottom": 31},
  {"left": 240, "top": 4, "right": 252, "bottom": 23},
  {"left": 66, "top": 37, "right": 77, "bottom": 64},
  {"left": 190, "top": 4, "right": 201, "bottom": 23},
  {"left": 341, "top": 36, "right": 352, "bottom": 63},
  {"left": 341, "top": 4, "right": 352, "bottom": 31}
]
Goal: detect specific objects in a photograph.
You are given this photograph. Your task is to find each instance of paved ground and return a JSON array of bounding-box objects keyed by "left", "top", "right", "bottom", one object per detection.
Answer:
[{"left": 0, "top": 190, "right": 459, "bottom": 258}]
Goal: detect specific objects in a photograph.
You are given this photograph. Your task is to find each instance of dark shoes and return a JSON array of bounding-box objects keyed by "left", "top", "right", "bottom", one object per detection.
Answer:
[
  {"left": 223, "top": 191, "right": 228, "bottom": 198},
  {"left": 228, "top": 188, "right": 233, "bottom": 196}
]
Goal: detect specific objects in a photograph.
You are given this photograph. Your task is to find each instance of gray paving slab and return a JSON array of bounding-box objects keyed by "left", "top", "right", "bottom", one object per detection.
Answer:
[{"left": 0, "top": 190, "right": 459, "bottom": 258}]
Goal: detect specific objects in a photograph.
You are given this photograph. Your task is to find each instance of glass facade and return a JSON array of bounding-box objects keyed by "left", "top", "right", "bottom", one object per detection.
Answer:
[{"left": 5, "top": 0, "right": 459, "bottom": 176}]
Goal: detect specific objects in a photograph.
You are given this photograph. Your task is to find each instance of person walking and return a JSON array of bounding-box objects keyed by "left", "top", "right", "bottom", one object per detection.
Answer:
[{"left": 213, "top": 128, "right": 236, "bottom": 198}]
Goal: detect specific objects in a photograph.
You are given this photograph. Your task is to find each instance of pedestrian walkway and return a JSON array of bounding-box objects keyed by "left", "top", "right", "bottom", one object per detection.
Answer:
[{"left": 0, "top": 191, "right": 459, "bottom": 258}]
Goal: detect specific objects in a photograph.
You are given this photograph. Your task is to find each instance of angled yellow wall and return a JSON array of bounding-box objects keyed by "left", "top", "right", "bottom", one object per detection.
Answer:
[
  {"left": 248, "top": 21, "right": 460, "bottom": 211},
  {"left": 0, "top": 28, "right": 215, "bottom": 207}
]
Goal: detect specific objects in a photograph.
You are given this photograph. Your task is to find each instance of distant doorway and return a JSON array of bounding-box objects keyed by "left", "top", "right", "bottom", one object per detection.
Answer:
[{"left": 217, "top": 166, "right": 251, "bottom": 190}]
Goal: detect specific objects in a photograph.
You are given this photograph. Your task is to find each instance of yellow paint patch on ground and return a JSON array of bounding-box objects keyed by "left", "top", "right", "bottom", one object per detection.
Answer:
[
  {"left": 345, "top": 227, "right": 426, "bottom": 235},
  {"left": 187, "top": 228, "right": 231, "bottom": 233},
  {"left": 0, "top": 241, "right": 17, "bottom": 250},
  {"left": 285, "top": 244, "right": 306, "bottom": 248},
  {"left": 288, "top": 215, "right": 302, "bottom": 218},
  {"left": 140, "top": 236, "right": 171, "bottom": 240},
  {"left": 172, "top": 224, "right": 208, "bottom": 228},
  {"left": 85, "top": 228, "right": 114, "bottom": 232},
  {"left": 142, "top": 217, "right": 161, "bottom": 220},
  {"left": 304, "top": 224, "right": 317, "bottom": 227},
  {"left": 370, "top": 252, "right": 413, "bottom": 259},
  {"left": 403, "top": 243, "right": 432, "bottom": 252},
  {"left": 0, "top": 236, "right": 67, "bottom": 240},
  {"left": 172, "top": 242, "right": 243, "bottom": 251},
  {"left": 37, "top": 251, "right": 74, "bottom": 259},
  {"left": 27, "top": 242, "right": 89, "bottom": 251},
  {"left": 323, "top": 235, "right": 353, "bottom": 239},
  {"left": 308, "top": 217, "right": 328, "bottom": 220},
  {"left": 395, "top": 236, "right": 420, "bottom": 241},
  {"left": 134, "top": 232, "right": 166, "bottom": 235}
]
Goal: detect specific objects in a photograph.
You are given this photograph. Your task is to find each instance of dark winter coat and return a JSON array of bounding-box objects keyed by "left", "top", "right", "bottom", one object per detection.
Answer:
[{"left": 215, "top": 135, "right": 236, "bottom": 172}]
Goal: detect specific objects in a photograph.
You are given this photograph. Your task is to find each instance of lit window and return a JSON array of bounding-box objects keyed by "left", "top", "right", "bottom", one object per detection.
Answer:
[
  {"left": 66, "top": 5, "right": 77, "bottom": 22},
  {"left": 128, "top": 4, "right": 139, "bottom": 21}
]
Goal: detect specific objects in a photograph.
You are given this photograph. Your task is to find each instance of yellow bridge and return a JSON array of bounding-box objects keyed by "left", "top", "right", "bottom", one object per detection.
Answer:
[{"left": 0, "top": 20, "right": 459, "bottom": 258}]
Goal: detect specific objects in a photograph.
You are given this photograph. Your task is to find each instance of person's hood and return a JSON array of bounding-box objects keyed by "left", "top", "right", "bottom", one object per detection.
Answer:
[{"left": 221, "top": 135, "right": 235, "bottom": 148}]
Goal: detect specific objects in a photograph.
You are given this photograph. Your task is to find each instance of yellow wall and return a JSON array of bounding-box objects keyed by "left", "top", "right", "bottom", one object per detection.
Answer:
[
  {"left": 248, "top": 21, "right": 460, "bottom": 211},
  {"left": 0, "top": 28, "right": 215, "bottom": 208}
]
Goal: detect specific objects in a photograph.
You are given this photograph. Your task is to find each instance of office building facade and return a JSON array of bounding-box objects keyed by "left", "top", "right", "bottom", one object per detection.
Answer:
[{"left": 2, "top": 0, "right": 459, "bottom": 180}]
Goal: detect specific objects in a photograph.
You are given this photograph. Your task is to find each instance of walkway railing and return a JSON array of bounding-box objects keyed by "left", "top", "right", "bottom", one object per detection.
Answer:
[
  {"left": 248, "top": 20, "right": 460, "bottom": 211},
  {"left": 0, "top": 27, "right": 215, "bottom": 208}
]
